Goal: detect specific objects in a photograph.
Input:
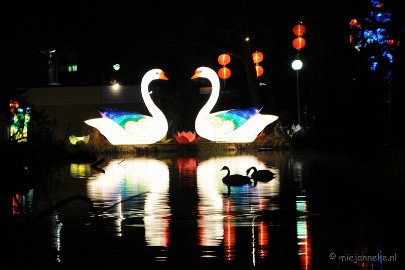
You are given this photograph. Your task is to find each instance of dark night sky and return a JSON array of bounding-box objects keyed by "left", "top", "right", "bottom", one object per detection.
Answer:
[
  {"left": 2, "top": 0, "right": 404, "bottom": 150},
  {"left": 5, "top": 1, "right": 310, "bottom": 81},
  {"left": 3, "top": 1, "right": 403, "bottom": 84},
  {"left": 4, "top": 0, "right": 388, "bottom": 85}
]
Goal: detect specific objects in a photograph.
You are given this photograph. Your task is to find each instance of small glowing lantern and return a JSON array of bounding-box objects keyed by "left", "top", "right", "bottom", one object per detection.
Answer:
[
  {"left": 113, "top": 63, "right": 121, "bottom": 71},
  {"left": 218, "top": 54, "right": 231, "bottom": 66},
  {"left": 218, "top": 67, "right": 231, "bottom": 80},
  {"left": 255, "top": 65, "right": 264, "bottom": 77},
  {"left": 349, "top": 19, "right": 361, "bottom": 30},
  {"left": 292, "top": 37, "right": 306, "bottom": 50},
  {"left": 10, "top": 100, "right": 19, "bottom": 115},
  {"left": 252, "top": 51, "right": 263, "bottom": 64},
  {"left": 293, "top": 24, "right": 306, "bottom": 36}
]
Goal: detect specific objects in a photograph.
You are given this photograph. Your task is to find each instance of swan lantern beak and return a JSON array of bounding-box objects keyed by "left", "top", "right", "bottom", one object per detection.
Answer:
[
  {"left": 191, "top": 71, "right": 201, "bottom": 79},
  {"left": 160, "top": 72, "right": 169, "bottom": 80}
]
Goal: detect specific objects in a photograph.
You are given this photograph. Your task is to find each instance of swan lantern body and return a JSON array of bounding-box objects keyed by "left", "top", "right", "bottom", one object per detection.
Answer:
[
  {"left": 192, "top": 66, "right": 279, "bottom": 143},
  {"left": 84, "top": 69, "right": 169, "bottom": 145}
]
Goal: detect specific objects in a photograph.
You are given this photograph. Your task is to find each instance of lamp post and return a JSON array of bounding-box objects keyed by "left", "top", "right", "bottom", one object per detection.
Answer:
[{"left": 291, "top": 59, "right": 303, "bottom": 126}]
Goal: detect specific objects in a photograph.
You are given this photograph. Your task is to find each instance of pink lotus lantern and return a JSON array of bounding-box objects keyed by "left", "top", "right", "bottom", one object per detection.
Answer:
[{"left": 174, "top": 131, "right": 201, "bottom": 143}]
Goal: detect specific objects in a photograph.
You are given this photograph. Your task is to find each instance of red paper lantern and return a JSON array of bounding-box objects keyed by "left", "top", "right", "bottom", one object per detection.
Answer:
[
  {"left": 349, "top": 19, "right": 361, "bottom": 30},
  {"left": 218, "top": 67, "right": 231, "bottom": 79},
  {"left": 292, "top": 37, "right": 306, "bottom": 50},
  {"left": 255, "top": 65, "right": 264, "bottom": 77},
  {"left": 252, "top": 51, "right": 264, "bottom": 64},
  {"left": 217, "top": 54, "right": 231, "bottom": 66},
  {"left": 10, "top": 100, "right": 19, "bottom": 114},
  {"left": 293, "top": 24, "right": 306, "bottom": 36},
  {"left": 10, "top": 100, "right": 19, "bottom": 109}
]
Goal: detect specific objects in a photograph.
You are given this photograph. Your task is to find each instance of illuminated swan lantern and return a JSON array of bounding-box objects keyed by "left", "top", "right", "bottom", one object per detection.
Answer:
[
  {"left": 192, "top": 66, "right": 279, "bottom": 143},
  {"left": 84, "top": 69, "right": 169, "bottom": 145}
]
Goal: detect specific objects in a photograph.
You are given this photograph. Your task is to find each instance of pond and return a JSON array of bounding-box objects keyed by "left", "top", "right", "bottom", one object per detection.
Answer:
[{"left": 2, "top": 149, "right": 401, "bottom": 269}]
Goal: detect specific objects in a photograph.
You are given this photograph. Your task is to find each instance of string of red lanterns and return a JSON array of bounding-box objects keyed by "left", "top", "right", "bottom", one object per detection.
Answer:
[
  {"left": 252, "top": 51, "right": 264, "bottom": 77},
  {"left": 215, "top": 26, "right": 306, "bottom": 82},
  {"left": 292, "top": 22, "right": 306, "bottom": 126},
  {"left": 292, "top": 23, "right": 306, "bottom": 51},
  {"left": 217, "top": 50, "right": 264, "bottom": 80},
  {"left": 217, "top": 54, "right": 231, "bottom": 80}
]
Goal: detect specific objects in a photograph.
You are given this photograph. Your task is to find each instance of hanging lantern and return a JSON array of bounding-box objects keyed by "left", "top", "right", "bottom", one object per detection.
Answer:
[
  {"left": 10, "top": 100, "right": 19, "bottom": 110},
  {"left": 292, "top": 37, "right": 306, "bottom": 50},
  {"left": 218, "top": 54, "right": 231, "bottom": 66},
  {"left": 252, "top": 51, "right": 263, "bottom": 64},
  {"left": 349, "top": 19, "right": 361, "bottom": 30},
  {"left": 293, "top": 24, "right": 306, "bottom": 36},
  {"left": 387, "top": 39, "right": 400, "bottom": 50},
  {"left": 218, "top": 67, "right": 231, "bottom": 79},
  {"left": 255, "top": 65, "right": 264, "bottom": 77},
  {"left": 10, "top": 100, "right": 19, "bottom": 115}
]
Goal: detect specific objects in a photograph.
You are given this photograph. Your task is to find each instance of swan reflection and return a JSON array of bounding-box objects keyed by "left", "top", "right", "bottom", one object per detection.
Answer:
[
  {"left": 85, "top": 154, "right": 281, "bottom": 263},
  {"left": 9, "top": 150, "right": 383, "bottom": 270},
  {"left": 87, "top": 158, "right": 170, "bottom": 245},
  {"left": 197, "top": 155, "right": 280, "bottom": 262}
]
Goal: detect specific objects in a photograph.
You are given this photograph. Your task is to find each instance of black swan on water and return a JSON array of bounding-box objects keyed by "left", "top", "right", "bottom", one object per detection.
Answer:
[
  {"left": 246, "top": 166, "right": 275, "bottom": 186},
  {"left": 221, "top": 166, "right": 252, "bottom": 196}
]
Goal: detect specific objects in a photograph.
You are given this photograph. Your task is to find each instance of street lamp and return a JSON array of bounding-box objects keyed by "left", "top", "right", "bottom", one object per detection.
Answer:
[{"left": 291, "top": 59, "right": 303, "bottom": 126}]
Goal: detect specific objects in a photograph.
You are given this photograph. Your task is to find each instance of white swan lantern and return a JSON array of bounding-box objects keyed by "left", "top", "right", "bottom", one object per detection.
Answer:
[
  {"left": 192, "top": 66, "right": 278, "bottom": 143},
  {"left": 84, "top": 69, "right": 169, "bottom": 145}
]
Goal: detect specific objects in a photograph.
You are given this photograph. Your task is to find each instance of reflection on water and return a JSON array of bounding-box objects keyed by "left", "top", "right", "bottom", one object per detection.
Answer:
[
  {"left": 5, "top": 150, "right": 400, "bottom": 269},
  {"left": 196, "top": 155, "right": 280, "bottom": 264},
  {"left": 292, "top": 158, "right": 312, "bottom": 270},
  {"left": 296, "top": 195, "right": 312, "bottom": 270},
  {"left": 70, "top": 163, "right": 92, "bottom": 178},
  {"left": 87, "top": 158, "right": 171, "bottom": 244},
  {"left": 72, "top": 153, "right": 282, "bottom": 266}
]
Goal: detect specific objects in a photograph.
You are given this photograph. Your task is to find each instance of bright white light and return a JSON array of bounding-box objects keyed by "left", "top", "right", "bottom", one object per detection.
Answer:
[
  {"left": 292, "top": 59, "right": 303, "bottom": 70},
  {"left": 112, "top": 82, "right": 120, "bottom": 90}
]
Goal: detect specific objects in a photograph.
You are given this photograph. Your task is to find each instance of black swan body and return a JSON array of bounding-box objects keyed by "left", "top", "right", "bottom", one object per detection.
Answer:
[
  {"left": 246, "top": 166, "right": 275, "bottom": 186},
  {"left": 221, "top": 166, "right": 253, "bottom": 196},
  {"left": 221, "top": 166, "right": 252, "bottom": 186}
]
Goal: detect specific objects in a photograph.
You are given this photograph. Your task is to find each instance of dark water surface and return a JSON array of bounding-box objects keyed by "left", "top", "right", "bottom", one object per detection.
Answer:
[{"left": 2, "top": 150, "right": 402, "bottom": 269}]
